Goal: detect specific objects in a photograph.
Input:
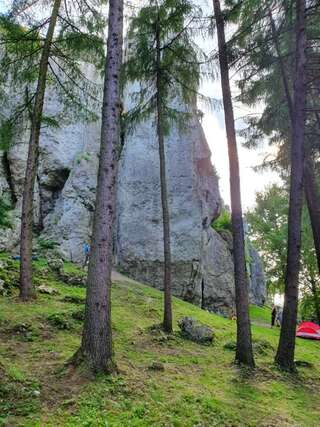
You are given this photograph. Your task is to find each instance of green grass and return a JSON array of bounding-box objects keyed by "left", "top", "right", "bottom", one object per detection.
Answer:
[
  {"left": 250, "top": 304, "right": 273, "bottom": 325},
  {"left": 0, "top": 253, "right": 319, "bottom": 426}
]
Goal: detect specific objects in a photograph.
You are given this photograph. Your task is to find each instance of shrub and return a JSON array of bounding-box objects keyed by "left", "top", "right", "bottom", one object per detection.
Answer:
[{"left": 212, "top": 209, "right": 232, "bottom": 232}]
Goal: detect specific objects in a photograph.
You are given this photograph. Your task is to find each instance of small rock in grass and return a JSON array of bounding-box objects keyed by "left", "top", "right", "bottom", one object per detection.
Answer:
[
  {"left": 295, "top": 360, "right": 313, "bottom": 368},
  {"left": 178, "top": 317, "right": 214, "bottom": 344},
  {"left": 149, "top": 362, "right": 165, "bottom": 371},
  {"left": 38, "top": 285, "right": 59, "bottom": 295}
]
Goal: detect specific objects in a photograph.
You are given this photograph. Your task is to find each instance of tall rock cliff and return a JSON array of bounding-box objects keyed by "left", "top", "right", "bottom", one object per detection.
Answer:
[{"left": 0, "top": 90, "right": 266, "bottom": 313}]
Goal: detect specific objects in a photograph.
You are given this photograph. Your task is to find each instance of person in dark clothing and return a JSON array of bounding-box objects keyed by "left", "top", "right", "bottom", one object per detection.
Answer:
[
  {"left": 271, "top": 305, "right": 277, "bottom": 328},
  {"left": 83, "top": 242, "right": 90, "bottom": 268}
]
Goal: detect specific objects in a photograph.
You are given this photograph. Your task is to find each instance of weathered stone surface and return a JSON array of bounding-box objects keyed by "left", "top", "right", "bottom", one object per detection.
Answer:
[
  {"left": 178, "top": 316, "right": 214, "bottom": 344},
  {"left": 38, "top": 285, "right": 59, "bottom": 295},
  {"left": 200, "top": 229, "right": 235, "bottom": 316},
  {"left": 115, "top": 107, "right": 238, "bottom": 313},
  {"left": 0, "top": 77, "right": 266, "bottom": 313},
  {"left": 47, "top": 257, "right": 64, "bottom": 275},
  {"left": 248, "top": 244, "right": 266, "bottom": 306}
]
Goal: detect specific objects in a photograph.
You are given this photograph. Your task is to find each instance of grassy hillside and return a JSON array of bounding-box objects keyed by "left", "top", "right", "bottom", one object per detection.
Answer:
[{"left": 0, "top": 253, "right": 319, "bottom": 426}]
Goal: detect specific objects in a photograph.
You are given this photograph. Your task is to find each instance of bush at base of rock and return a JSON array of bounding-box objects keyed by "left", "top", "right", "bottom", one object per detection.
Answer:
[{"left": 178, "top": 317, "right": 214, "bottom": 344}]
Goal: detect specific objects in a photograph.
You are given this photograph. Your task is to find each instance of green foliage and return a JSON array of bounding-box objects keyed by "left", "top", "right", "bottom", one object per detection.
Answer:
[
  {"left": 247, "top": 184, "right": 288, "bottom": 293},
  {"left": 299, "top": 293, "right": 320, "bottom": 322},
  {"left": 37, "top": 238, "right": 59, "bottom": 251},
  {"left": 247, "top": 183, "right": 319, "bottom": 299},
  {"left": 211, "top": 209, "right": 232, "bottom": 232},
  {"left": 0, "top": 119, "right": 14, "bottom": 151},
  {"left": 225, "top": 0, "right": 320, "bottom": 175},
  {"left": 0, "top": 1, "right": 106, "bottom": 148},
  {"left": 123, "top": 0, "right": 206, "bottom": 136},
  {"left": 0, "top": 196, "right": 12, "bottom": 229}
]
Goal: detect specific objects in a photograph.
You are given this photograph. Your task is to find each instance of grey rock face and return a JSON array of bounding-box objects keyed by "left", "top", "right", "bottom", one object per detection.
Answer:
[
  {"left": 0, "top": 79, "right": 266, "bottom": 313},
  {"left": 115, "top": 111, "right": 238, "bottom": 313},
  {"left": 178, "top": 316, "right": 214, "bottom": 344},
  {"left": 248, "top": 244, "right": 266, "bottom": 306}
]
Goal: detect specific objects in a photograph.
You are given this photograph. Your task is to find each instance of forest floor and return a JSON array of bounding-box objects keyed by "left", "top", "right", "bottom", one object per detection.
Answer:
[{"left": 0, "top": 253, "right": 319, "bottom": 427}]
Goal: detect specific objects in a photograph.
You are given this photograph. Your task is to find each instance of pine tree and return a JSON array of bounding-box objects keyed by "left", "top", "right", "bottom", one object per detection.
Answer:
[
  {"left": 19, "top": 0, "right": 62, "bottom": 300},
  {"left": 0, "top": 0, "right": 105, "bottom": 300},
  {"left": 74, "top": 0, "right": 124, "bottom": 373},
  {"left": 225, "top": 0, "right": 319, "bottom": 370},
  {"left": 123, "top": 0, "right": 203, "bottom": 333},
  {"left": 275, "top": 0, "right": 307, "bottom": 371},
  {"left": 213, "top": 0, "right": 255, "bottom": 368}
]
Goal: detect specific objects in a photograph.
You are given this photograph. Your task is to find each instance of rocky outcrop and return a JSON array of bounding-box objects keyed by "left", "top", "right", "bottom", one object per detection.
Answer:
[
  {"left": 115, "top": 107, "right": 239, "bottom": 314},
  {"left": 248, "top": 244, "right": 266, "bottom": 306},
  {"left": 0, "top": 83, "right": 266, "bottom": 314}
]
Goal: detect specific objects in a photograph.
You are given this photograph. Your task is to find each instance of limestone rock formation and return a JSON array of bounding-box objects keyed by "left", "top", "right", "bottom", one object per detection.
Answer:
[
  {"left": 248, "top": 244, "right": 266, "bottom": 306},
  {"left": 115, "top": 112, "right": 235, "bottom": 313},
  {"left": 0, "top": 89, "right": 266, "bottom": 314}
]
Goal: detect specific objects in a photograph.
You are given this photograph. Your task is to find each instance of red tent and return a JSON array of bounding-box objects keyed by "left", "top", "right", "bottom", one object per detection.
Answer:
[{"left": 296, "top": 322, "right": 320, "bottom": 340}]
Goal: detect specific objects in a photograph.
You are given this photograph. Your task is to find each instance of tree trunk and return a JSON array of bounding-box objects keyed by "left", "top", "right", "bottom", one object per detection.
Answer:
[
  {"left": 213, "top": 0, "right": 254, "bottom": 367},
  {"left": 156, "top": 18, "right": 173, "bottom": 333},
  {"left": 304, "top": 157, "right": 320, "bottom": 274},
  {"left": 75, "top": 0, "right": 123, "bottom": 373},
  {"left": 275, "top": 0, "right": 307, "bottom": 371},
  {"left": 269, "top": 3, "right": 320, "bottom": 320},
  {"left": 19, "top": 0, "right": 62, "bottom": 300}
]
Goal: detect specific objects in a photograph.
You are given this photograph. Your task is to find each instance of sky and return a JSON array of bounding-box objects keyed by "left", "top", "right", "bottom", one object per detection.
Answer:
[
  {"left": 195, "top": 0, "right": 280, "bottom": 211},
  {"left": 200, "top": 79, "right": 280, "bottom": 211},
  {"left": 0, "top": 0, "right": 281, "bottom": 210}
]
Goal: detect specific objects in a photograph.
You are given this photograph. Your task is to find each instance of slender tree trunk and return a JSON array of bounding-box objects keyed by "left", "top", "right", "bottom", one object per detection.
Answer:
[
  {"left": 269, "top": 4, "right": 320, "bottom": 307},
  {"left": 269, "top": 8, "right": 320, "bottom": 278},
  {"left": 275, "top": 0, "right": 307, "bottom": 371},
  {"left": 74, "top": 0, "right": 123, "bottom": 373},
  {"left": 156, "top": 18, "right": 173, "bottom": 333},
  {"left": 213, "top": 0, "right": 254, "bottom": 367},
  {"left": 304, "top": 157, "right": 320, "bottom": 274},
  {"left": 19, "top": 0, "right": 62, "bottom": 300}
]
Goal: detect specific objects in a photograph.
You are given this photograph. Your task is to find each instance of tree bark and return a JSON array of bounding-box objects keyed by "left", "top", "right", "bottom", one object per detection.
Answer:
[
  {"left": 75, "top": 0, "right": 123, "bottom": 372},
  {"left": 213, "top": 0, "right": 254, "bottom": 367},
  {"left": 19, "top": 0, "right": 62, "bottom": 300},
  {"left": 275, "top": 0, "right": 307, "bottom": 371},
  {"left": 156, "top": 17, "right": 173, "bottom": 333},
  {"left": 269, "top": 3, "right": 320, "bottom": 316},
  {"left": 304, "top": 157, "right": 320, "bottom": 274}
]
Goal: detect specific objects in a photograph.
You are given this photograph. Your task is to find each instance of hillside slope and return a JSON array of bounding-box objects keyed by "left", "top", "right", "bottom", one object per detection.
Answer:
[{"left": 0, "top": 254, "right": 319, "bottom": 426}]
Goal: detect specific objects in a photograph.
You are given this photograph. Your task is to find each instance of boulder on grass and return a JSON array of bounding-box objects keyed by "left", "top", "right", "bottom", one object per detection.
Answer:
[
  {"left": 178, "top": 316, "right": 214, "bottom": 344},
  {"left": 47, "top": 257, "right": 64, "bottom": 274},
  {"left": 38, "top": 285, "right": 59, "bottom": 295}
]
